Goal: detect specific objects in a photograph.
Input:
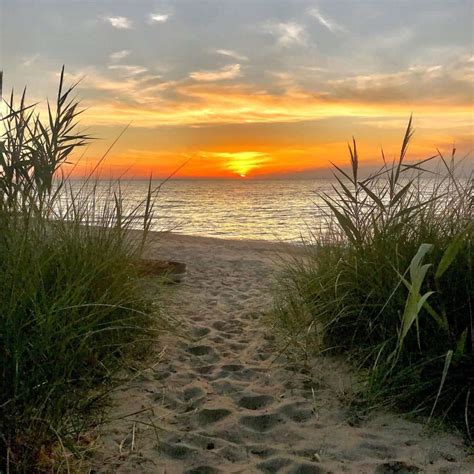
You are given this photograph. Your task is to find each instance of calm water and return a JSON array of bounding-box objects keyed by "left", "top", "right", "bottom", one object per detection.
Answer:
[{"left": 86, "top": 179, "right": 335, "bottom": 243}]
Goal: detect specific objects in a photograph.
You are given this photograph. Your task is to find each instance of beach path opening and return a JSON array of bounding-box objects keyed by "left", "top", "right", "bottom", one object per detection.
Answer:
[{"left": 91, "top": 233, "right": 469, "bottom": 473}]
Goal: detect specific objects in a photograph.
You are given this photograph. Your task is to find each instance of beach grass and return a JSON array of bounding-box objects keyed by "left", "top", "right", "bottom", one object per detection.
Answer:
[
  {"left": 0, "top": 69, "right": 162, "bottom": 470},
  {"left": 274, "top": 118, "right": 473, "bottom": 438}
]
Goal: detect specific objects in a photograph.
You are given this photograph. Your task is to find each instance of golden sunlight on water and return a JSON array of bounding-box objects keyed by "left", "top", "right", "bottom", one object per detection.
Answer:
[{"left": 74, "top": 179, "right": 335, "bottom": 242}]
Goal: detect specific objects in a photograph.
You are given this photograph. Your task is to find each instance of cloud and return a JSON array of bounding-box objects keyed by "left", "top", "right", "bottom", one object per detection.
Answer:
[
  {"left": 326, "top": 56, "right": 473, "bottom": 105},
  {"left": 22, "top": 54, "right": 40, "bottom": 67},
  {"left": 308, "top": 7, "right": 346, "bottom": 33},
  {"left": 108, "top": 65, "right": 148, "bottom": 76},
  {"left": 190, "top": 64, "right": 241, "bottom": 81},
  {"left": 62, "top": 53, "right": 472, "bottom": 130},
  {"left": 61, "top": 67, "right": 173, "bottom": 108},
  {"left": 103, "top": 16, "right": 132, "bottom": 29},
  {"left": 149, "top": 13, "right": 171, "bottom": 23},
  {"left": 216, "top": 49, "right": 248, "bottom": 61},
  {"left": 109, "top": 50, "right": 131, "bottom": 61},
  {"left": 66, "top": 75, "right": 472, "bottom": 129},
  {"left": 265, "top": 21, "right": 306, "bottom": 46}
]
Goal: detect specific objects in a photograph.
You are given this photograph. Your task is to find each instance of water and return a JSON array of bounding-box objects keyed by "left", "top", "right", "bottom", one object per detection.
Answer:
[{"left": 84, "top": 179, "right": 335, "bottom": 243}]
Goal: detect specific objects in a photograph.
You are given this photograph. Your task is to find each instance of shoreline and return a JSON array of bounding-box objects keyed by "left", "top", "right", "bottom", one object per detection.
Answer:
[
  {"left": 142, "top": 229, "right": 302, "bottom": 251},
  {"left": 135, "top": 228, "right": 309, "bottom": 249}
]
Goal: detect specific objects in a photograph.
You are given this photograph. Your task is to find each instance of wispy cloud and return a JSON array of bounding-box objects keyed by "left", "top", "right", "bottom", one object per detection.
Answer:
[
  {"left": 61, "top": 52, "right": 472, "bottom": 131},
  {"left": 308, "top": 7, "right": 346, "bottom": 33},
  {"left": 265, "top": 21, "right": 306, "bottom": 46},
  {"left": 216, "top": 49, "right": 248, "bottom": 61},
  {"left": 22, "top": 54, "right": 40, "bottom": 67},
  {"left": 149, "top": 13, "right": 171, "bottom": 23},
  {"left": 60, "top": 66, "right": 472, "bottom": 132},
  {"left": 109, "top": 50, "right": 131, "bottom": 61},
  {"left": 108, "top": 65, "right": 148, "bottom": 76},
  {"left": 326, "top": 56, "right": 473, "bottom": 105},
  {"left": 190, "top": 64, "right": 241, "bottom": 81},
  {"left": 103, "top": 16, "right": 132, "bottom": 29}
]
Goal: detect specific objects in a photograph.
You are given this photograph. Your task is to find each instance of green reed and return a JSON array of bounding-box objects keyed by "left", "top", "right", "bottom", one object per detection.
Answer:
[
  {"left": 274, "top": 118, "right": 473, "bottom": 438},
  {"left": 0, "top": 69, "right": 163, "bottom": 470}
]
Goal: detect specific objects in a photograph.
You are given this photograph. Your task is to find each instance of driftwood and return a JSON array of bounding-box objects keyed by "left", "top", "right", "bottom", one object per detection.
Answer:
[{"left": 138, "top": 259, "right": 187, "bottom": 283}]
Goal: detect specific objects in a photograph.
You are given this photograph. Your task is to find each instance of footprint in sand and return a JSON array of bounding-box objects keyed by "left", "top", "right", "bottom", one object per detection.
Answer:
[
  {"left": 220, "top": 363, "right": 244, "bottom": 372},
  {"left": 159, "top": 441, "right": 198, "bottom": 460},
  {"left": 210, "top": 379, "right": 244, "bottom": 395},
  {"left": 187, "top": 345, "right": 214, "bottom": 356},
  {"left": 247, "top": 444, "right": 277, "bottom": 458},
  {"left": 237, "top": 394, "right": 274, "bottom": 410},
  {"left": 239, "top": 413, "right": 282, "bottom": 432},
  {"left": 373, "top": 461, "right": 421, "bottom": 473},
  {"left": 218, "top": 444, "right": 248, "bottom": 463},
  {"left": 196, "top": 364, "right": 215, "bottom": 375},
  {"left": 211, "top": 321, "right": 227, "bottom": 331},
  {"left": 183, "top": 385, "right": 206, "bottom": 401},
  {"left": 288, "top": 462, "right": 326, "bottom": 473},
  {"left": 185, "top": 467, "right": 220, "bottom": 474},
  {"left": 256, "top": 457, "right": 293, "bottom": 473},
  {"left": 192, "top": 326, "right": 211, "bottom": 338},
  {"left": 197, "top": 408, "right": 232, "bottom": 425}
]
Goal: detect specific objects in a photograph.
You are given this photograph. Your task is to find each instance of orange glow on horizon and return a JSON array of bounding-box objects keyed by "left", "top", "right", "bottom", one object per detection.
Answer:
[
  {"left": 36, "top": 75, "right": 473, "bottom": 180},
  {"left": 64, "top": 131, "right": 471, "bottom": 180}
]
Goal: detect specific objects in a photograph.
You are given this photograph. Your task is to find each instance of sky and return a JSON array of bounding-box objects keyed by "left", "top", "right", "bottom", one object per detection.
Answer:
[{"left": 1, "top": 0, "right": 473, "bottom": 178}]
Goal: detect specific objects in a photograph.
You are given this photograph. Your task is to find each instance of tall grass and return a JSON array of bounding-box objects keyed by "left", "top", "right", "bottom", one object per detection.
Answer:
[
  {"left": 274, "top": 119, "right": 473, "bottom": 438},
  {"left": 0, "top": 69, "right": 162, "bottom": 470}
]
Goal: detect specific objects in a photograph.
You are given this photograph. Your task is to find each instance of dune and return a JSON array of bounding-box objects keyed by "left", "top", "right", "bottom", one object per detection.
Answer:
[{"left": 91, "top": 232, "right": 470, "bottom": 473}]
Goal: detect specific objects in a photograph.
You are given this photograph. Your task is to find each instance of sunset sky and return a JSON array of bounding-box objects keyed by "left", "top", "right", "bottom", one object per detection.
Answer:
[{"left": 1, "top": 0, "right": 473, "bottom": 178}]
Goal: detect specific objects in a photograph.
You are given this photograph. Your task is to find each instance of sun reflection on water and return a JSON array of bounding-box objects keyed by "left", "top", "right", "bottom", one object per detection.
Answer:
[{"left": 70, "top": 179, "right": 334, "bottom": 242}]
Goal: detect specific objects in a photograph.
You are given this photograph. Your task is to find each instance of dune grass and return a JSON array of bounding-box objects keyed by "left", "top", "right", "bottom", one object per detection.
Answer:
[
  {"left": 0, "top": 70, "right": 163, "bottom": 470},
  {"left": 274, "top": 119, "right": 473, "bottom": 438}
]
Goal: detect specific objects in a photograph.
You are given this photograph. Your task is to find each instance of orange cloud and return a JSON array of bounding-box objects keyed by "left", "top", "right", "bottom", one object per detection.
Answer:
[
  {"left": 77, "top": 86, "right": 471, "bottom": 129},
  {"left": 49, "top": 64, "right": 474, "bottom": 179}
]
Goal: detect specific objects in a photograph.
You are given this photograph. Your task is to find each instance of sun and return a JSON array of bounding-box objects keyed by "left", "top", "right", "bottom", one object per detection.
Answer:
[{"left": 208, "top": 151, "right": 270, "bottom": 177}]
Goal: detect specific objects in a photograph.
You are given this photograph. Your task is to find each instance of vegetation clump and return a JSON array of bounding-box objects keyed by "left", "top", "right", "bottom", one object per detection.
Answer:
[
  {"left": 274, "top": 118, "right": 473, "bottom": 438},
  {"left": 0, "top": 69, "right": 160, "bottom": 470}
]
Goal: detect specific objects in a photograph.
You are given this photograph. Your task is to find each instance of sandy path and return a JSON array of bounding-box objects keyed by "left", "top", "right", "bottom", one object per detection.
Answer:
[{"left": 92, "top": 233, "right": 470, "bottom": 473}]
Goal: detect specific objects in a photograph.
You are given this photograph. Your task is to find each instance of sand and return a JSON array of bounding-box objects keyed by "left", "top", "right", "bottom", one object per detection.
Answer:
[{"left": 91, "top": 232, "right": 471, "bottom": 473}]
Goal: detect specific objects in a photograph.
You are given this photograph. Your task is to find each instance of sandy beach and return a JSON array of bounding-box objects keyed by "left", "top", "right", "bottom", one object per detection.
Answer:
[{"left": 91, "top": 232, "right": 470, "bottom": 473}]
